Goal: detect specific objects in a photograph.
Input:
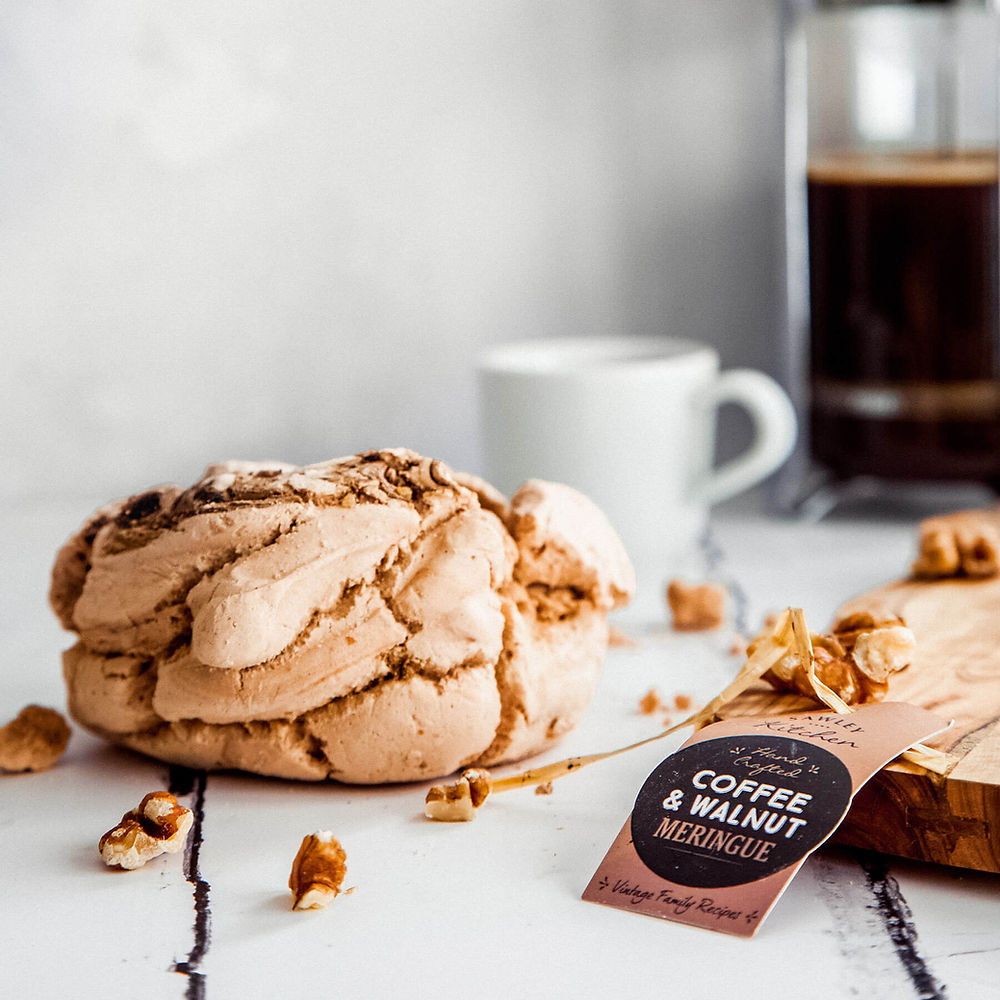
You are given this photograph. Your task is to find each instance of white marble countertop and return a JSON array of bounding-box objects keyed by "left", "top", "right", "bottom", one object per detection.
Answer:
[{"left": 2, "top": 501, "right": 998, "bottom": 999}]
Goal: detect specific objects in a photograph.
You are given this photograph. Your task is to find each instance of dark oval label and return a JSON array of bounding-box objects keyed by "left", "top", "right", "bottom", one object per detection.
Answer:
[{"left": 630, "top": 735, "right": 852, "bottom": 889}]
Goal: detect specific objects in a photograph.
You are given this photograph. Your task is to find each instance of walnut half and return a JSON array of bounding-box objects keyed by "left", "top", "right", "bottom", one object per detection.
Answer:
[
  {"left": 99, "top": 791, "right": 194, "bottom": 870},
  {"left": 912, "top": 510, "right": 1000, "bottom": 579}
]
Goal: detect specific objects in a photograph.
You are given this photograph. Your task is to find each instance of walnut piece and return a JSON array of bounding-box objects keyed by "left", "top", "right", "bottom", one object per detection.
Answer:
[
  {"left": 0, "top": 705, "right": 71, "bottom": 773},
  {"left": 912, "top": 510, "right": 1000, "bottom": 579},
  {"left": 755, "top": 611, "right": 915, "bottom": 705},
  {"left": 667, "top": 580, "right": 726, "bottom": 631},
  {"left": 99, "top": 791, "right": 193, "bottom": 870},
  {"left": 852, "top": 624, "right": 916, "bottom": 680},
  {"left": 424, "top": 767, "right": 494, "bottom": 822},
  {"left": 289, "top": 831, "right": 347, "bottom": 910}
]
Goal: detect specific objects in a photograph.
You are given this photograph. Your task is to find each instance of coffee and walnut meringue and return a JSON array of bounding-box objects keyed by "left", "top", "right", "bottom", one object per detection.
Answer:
[{"left": 52, "top": 449, "right": 634, "bottom": 784}]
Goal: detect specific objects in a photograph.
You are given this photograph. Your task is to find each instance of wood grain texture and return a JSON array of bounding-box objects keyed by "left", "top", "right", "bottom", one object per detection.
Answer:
[{"left": 718, "top": 576, "right": 1000, "bottom": 874}]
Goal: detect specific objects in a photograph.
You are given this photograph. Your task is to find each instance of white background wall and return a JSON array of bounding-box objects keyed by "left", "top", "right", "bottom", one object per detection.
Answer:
[{"left": 1, "top": 1, "right": 785, "bottom": 503}]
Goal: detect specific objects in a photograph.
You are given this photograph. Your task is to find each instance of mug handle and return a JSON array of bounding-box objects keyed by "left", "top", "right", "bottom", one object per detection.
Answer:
[{"left": 697, "top": 369, "right": 798, "bottom": 506}]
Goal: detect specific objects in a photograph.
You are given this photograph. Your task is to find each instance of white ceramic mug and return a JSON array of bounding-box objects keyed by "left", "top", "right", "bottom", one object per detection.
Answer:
[{"left": 477, "top": 336, "right": 797, "bottom": 621}]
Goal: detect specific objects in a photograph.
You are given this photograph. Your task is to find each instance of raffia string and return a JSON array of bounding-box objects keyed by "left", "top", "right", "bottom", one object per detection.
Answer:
[
  {"left": 494, "top": 605, "right": 952, "bottom": 793},
  {"left": 425, "top": 607, "right": 952, "bottom": 819},
  {"left": 486, "top": 608, "right": 799, "bottom": 794}
]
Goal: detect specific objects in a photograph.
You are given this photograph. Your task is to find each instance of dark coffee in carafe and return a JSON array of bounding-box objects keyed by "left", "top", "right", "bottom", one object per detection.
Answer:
[{"left": 807, "top": 151, "right": 1000, "bottom": 481}]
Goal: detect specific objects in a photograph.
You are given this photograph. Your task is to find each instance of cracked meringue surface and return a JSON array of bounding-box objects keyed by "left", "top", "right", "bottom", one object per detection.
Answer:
[{"left": 51, "top": 449, "right": 634, "bottom": 783}]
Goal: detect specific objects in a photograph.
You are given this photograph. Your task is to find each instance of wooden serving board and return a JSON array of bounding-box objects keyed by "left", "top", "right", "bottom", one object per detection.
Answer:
[{"left": 718, "top": 575, "right": 1000, "bottom": 874}]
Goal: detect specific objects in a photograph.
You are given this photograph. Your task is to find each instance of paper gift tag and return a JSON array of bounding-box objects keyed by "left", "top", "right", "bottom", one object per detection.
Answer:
[{"left": 583, "top": 702, "right": 949, "bottom": 937}]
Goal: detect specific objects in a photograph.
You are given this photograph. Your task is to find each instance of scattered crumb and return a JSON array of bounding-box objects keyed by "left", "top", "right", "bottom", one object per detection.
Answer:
[
  {"left": 608, "top": 626, "right": 639, "bottom": 648},
  {"left": 638, "top": 689, "right": 662, "bottom": 714},
  {"left": 728, "top": 633, "right": 748, "bottom": 658},
  {"left": 667, "top": 580, "right": 727, "bottom": 631},
  {"left": 762, "top": 611, "right": 780, "bottom": 631},
  {"left": 534, "top": 781, "right": 554, "bottom": 796},
  {"left": 673, "top": 693, "right": 692, "bottom": 712}
]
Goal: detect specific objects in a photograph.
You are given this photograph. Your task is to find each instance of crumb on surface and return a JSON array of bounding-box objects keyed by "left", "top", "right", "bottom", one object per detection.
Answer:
[
  {"left": 534, "top": 781, "right": 554, "bottom": 796},
  {"left": 728, "top": 634, "right": 747, "bottom": 658},
  {"left": 667, "top": 580, "right": 726, "bottom": 631},
  {"left": 673, "top": 693, "right": 692, "bottom": 711},
  {"left": 638, "top": 689, "right": 662, "bottom": 714},
  {"left": 608, "top": 626, "right": 639, "bottom": 648}
]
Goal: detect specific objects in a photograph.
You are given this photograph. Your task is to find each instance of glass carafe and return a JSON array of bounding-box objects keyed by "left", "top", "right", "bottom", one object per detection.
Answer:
[{"left": 781, "top": 0, "right": 1000, "bottom": 511}]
